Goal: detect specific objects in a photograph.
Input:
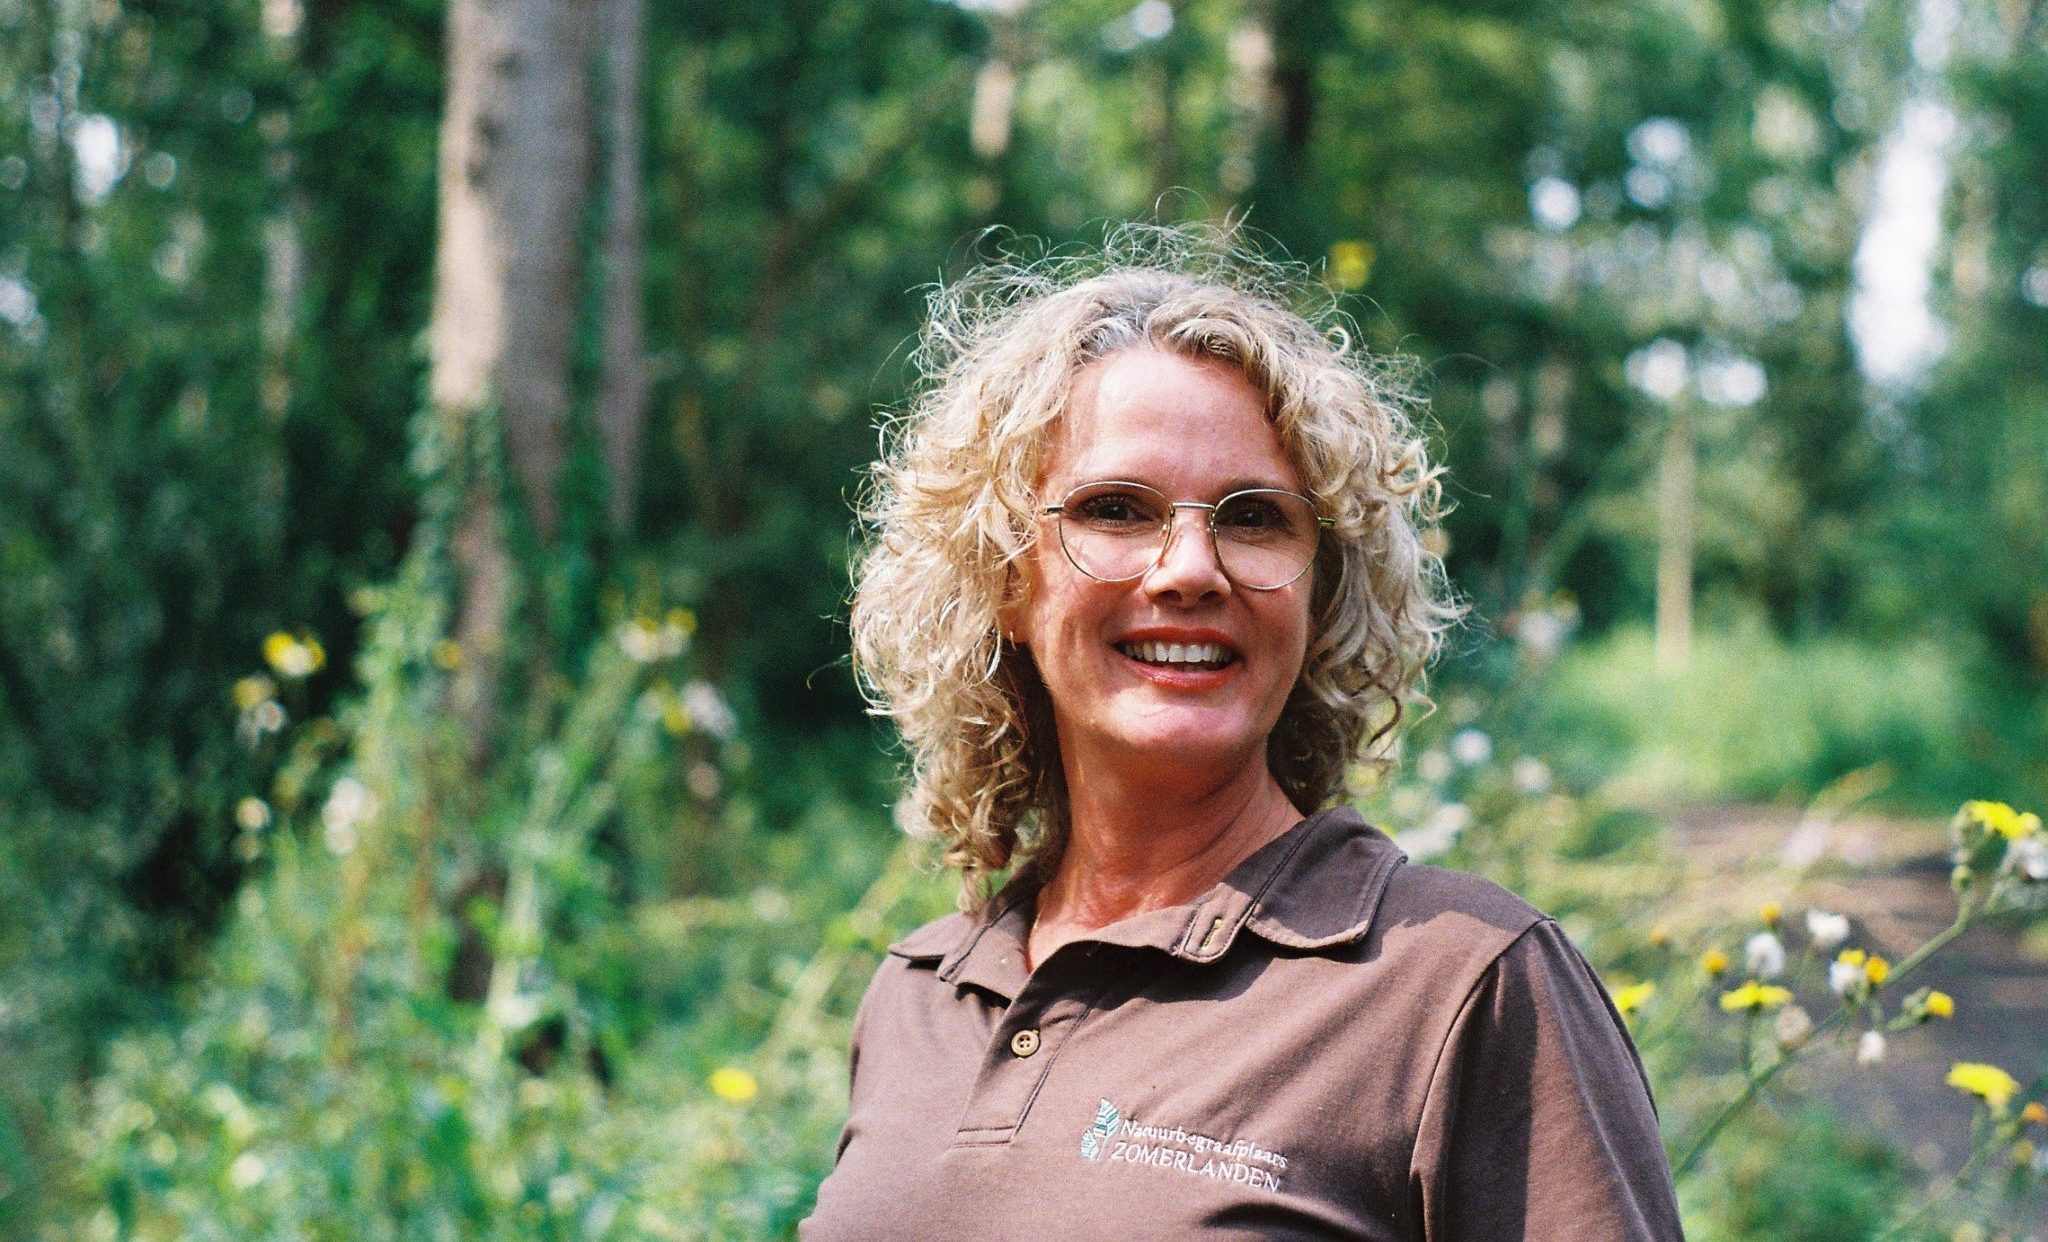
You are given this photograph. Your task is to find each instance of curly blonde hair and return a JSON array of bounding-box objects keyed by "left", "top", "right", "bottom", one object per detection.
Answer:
[{"left": 851, "top": 224, "right": 1457, "bottom": 908}]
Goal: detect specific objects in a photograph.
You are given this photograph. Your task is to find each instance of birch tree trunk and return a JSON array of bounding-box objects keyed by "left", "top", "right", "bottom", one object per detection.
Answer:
[
  {"left": 596, "top": 0, "right": 648, "bottom": 534},
  {"left": 429, "top": 0, "right": 593, "bottom": 742}
]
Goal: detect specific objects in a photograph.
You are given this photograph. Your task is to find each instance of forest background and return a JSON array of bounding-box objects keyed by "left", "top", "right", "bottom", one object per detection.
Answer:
[{"left": 2, "top": 0, "right": 2046, "bottom": 1237}]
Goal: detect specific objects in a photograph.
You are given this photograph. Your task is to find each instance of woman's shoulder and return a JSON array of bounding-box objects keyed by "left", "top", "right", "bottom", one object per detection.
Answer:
[{"left": 1365, "top": 857, "right": 1556, "bottom": 978}]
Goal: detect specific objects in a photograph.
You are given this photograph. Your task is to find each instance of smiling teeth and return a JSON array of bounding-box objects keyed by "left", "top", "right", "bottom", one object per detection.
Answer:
[{"left": 1120, "top": 641, "right": 1234, "bottom": 668}]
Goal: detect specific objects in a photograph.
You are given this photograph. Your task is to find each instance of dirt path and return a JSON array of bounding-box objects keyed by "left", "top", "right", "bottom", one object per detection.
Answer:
[{"left": 1663, "top": 803, "right": 2048, "bottom": 1225}]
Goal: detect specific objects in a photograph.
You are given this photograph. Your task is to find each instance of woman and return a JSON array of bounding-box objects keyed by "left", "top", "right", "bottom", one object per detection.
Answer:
[{"left": 805, "top": 227, "right": 1684, "bottom": 1240}]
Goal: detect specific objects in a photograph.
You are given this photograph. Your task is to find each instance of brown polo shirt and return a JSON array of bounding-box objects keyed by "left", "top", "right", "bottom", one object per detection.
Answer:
[{"left": 802, "top": 807, "right": 1684, "bottom": 1240}]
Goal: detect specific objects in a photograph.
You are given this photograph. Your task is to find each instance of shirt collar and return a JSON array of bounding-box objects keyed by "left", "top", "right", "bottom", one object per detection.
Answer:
[{"left": 889, "top": 806, "right": 1407, "bottom": 1002}]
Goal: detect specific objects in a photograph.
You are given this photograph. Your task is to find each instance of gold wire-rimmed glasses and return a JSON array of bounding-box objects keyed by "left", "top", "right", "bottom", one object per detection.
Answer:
[{"left": 1038, "top": 480, "right": 1334, "bottom": 591}]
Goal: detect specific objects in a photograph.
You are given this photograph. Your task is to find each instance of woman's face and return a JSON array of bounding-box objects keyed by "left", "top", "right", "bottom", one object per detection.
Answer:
[{"left": 1010, "top": 346, "right": 1314, "bottom": 793}]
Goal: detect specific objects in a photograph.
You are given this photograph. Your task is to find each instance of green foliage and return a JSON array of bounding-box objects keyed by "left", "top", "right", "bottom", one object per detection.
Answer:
[
  {"left": 1680, "top": 1107, "right": 1914, "bottom": 1242},
  {"left": 1519, "top": 617, "right": 2041, "bottom": 810}
]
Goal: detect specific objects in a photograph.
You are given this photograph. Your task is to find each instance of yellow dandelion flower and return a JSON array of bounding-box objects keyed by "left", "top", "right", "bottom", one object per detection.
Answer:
[
  {"left": 1612, "top": 981, "right": 1657, "bottom": 1015},
  {"left": 1864, "top": 955, "right": 1890, "bottom": 986},
  {"left": 1925, "top": 990, "right": 1955, "bottom": 1019},
  {"left": 708, "top": 1066, "right": 758, "bottom": 1104},
  {"left": 1719, "top": 980, "right": 1794, "bottom": 1012},
  {"left": 1836, "top": 948, "right": 1866, "bottom": 967},
  {"left": 232, "top": 674, "right": 277, "bottom": 712},
  {"left": 1760, "top": 901, "right": 1782, "bottom": 927},
  {"left": 431, "top": 639, "right": 463, "bottom": 671},
  {"left": 1946, "top": 1062, "right": 2020, "bottom": 1114},
  {"left": 1701, "top": 948, "right": 1730, "bottom": 976},
  {"left": 1328, "top": 240, "right": 1375, "bottom": 290},
  {"left": 1962, "top": 800, "right": 2040, "bottom": 840},
  {"left": 2021, "top": 1101, "right": 2047, "bottom": 1126},
  {"left": 262, "top": 631, "right": 326, "bottom": 679}
]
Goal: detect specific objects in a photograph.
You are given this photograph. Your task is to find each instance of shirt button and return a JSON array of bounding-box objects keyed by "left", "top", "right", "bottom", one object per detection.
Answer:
[{"left": 1009, "top": 1028, "right": 1042, "bottom": 1058}]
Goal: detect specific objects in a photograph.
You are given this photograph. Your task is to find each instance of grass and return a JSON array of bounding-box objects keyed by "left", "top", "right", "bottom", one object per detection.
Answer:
[{"left": 1517, "top": 618, "right": 2044, "bottom": 812}]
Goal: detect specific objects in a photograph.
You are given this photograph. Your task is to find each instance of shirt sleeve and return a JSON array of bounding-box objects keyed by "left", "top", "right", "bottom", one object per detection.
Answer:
[{"left": 1410, "top": 918, "right": 1685, "bottom": 1241}]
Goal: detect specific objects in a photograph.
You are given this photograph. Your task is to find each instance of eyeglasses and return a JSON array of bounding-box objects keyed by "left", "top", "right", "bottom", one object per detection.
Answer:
[{"left": 1038, "top": 480, "right": 1334, "bottom": 591}]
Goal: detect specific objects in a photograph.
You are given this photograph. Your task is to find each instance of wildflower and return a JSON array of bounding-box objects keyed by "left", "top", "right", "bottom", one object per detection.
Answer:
[
  {"left": 1856, "top": 1029, "right": 1886, "bottom": 1064},
  {"left": 618, "top": 610, "right": 693, "bottom": 663},
  {"left": 1416, "top": 749, "right": 1452, "bottom": 783},
  {"left": 709, "top": 1066, "right": 758, "bottom": 1104},
  {"left": 1744, "top": 932, "right": 1786, "bottom": 979},
  {"left": 1701, "top": 948, "right": 1730, "bottom": 976},
  {"left": 2009, "top": 836, "right": 2048, "bottom": 882},
  {"left": 431, "top": 639, "right": 463, "bottom": 671},
  {"left": 1829, "top": 948, "right": 1886, "bottom": 997},
  {"left": 683, "top": 681, "right": 738, "bottom": 740},
  {"left": 1804, "top": 909, "right": 1850, "bottom": 952},
  {"left": 321, "top": 776, "right": 377, "bottom": 855},
  {"left": 234, "top": 797, "right": 271, "bottom": 832},
  {"left": 2021, "top": 1101, "right": 2047, "bottom": 1126},
  {"left": 1511, "top": 756, "right": 1551, "bottom": 794},
  {"left": 239, "top": 699, "right": 287, "bottom": 745},
  {"left": 1959, "top": 800, "right": 2041, "bottom": 840},
  {"left": 1719, "top": 980, "right": 1794, "bottom": 1012},
  {"left": 1947, "top": 1062, "right": 2020, "bottom": 1114},
  {"left": 262, "top": 630, "right": 326, "bottom": 679},
  {"left": 1773, "top": 1003, "right": 1814, "bottom": 1049},
  {"left": 1449, "top": 728, "right": 1493, "bottom": 766},
  {"left": 232, "top": 674, "right": 277, "bottom": 712},
  {"left": 1648, "top": 923, "right": 1672, "bottom": 949},
  {"left": 1612, "top": 981, "right": 1657, "bottom": 1016},
  {"left": 1328, "top": 239, "right": 1374, "bottom": 290},
  {"left": 1925, "top": 990, "right": 1955, "bottom": 1019},
  {"left": 1759, "top": 901, "right": 1782, "bottom": 927},
  {"left": 1864, "top": 955, "right": 1890, "bottom": 986}
]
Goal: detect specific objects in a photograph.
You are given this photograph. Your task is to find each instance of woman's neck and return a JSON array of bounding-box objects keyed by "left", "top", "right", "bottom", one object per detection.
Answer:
[{"left": 1026, "top": 759, "right": 1302, "bottom": 968}]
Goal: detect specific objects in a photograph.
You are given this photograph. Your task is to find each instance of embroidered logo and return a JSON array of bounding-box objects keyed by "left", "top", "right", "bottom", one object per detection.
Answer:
[
  {"left": 1079, "top": 1097, "right": 1122, "bottom": 1160},
  {"left": 1077, "top": 1098, "right": 1288, "bottom": 1192}
]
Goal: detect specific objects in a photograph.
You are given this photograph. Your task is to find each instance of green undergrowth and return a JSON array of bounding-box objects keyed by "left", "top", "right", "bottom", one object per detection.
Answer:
[{"left": 1517, "top": 620, "right": 2047, "bottom": 813}]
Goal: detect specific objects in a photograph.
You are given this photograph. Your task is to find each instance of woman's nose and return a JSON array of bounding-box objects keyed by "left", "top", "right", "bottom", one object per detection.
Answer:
[{"left": 1143, "top": 508, "right": 1231, "bottom": 602}]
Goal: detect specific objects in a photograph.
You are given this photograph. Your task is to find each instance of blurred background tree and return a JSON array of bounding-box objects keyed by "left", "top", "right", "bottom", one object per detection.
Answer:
[{"left": 0, "top": 0, "right": 2043, "bottom": 1234}]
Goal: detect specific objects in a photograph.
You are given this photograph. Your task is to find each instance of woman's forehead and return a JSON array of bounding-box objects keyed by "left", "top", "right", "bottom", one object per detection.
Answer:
[{"left": 1038, "top": 347, "right": 1303, "bottom": 492}]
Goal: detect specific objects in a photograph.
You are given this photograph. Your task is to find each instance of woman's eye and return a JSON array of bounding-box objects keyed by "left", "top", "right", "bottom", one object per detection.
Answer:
[
  {"left": 1075, "top": 492, "right": 1159, "bottom": 525},
  {"left": 1218, "top": 498, "right": 1288, "bottom": 530}
]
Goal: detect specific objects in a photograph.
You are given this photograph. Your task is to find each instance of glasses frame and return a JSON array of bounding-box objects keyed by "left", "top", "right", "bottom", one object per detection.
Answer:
[{"left": 1037, "top": 479, "right": 1335, "bottom": 592}]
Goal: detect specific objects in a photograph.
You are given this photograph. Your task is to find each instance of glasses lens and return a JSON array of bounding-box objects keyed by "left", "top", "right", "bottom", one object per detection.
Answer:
[
  {"left": 1213, "top": 490, "right": 1320, "bottom": 589},
  {"left": 1057, "top": 482, "right": 1168, "bottom": 581}
]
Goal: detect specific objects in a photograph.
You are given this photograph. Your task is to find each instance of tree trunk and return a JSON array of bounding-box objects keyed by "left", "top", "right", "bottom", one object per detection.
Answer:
[
  {"left": 429, "top": 0, "right": 593, "bottom": 744},
  {"left": 596, "top": 0, "right": 648, "bottom": 534}
]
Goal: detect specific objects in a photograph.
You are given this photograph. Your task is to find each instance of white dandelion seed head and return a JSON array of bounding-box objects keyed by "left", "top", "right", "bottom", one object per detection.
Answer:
[
  {"left": 1745, "top": 932, "right": 1787, "bottom": 980},
  {"left": 1856, "top": 1029, "right": 1886, "bottom": 1065},
  {"left": 1805, "top": 909, "right": 1851, "bottom": 951},
  {"left": 1773, "top": 1003, "right": 1814, "bottom": 1049}
]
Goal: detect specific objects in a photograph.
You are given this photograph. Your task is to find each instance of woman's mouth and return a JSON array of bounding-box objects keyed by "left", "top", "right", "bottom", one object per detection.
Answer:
[{"left": 1115, "top": 640, "right": 1238, "bottom": 671}]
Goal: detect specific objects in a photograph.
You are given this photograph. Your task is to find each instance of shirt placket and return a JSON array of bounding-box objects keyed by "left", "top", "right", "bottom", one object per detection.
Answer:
[{"left": 950, "top": 947, "right": 1105, "bottom": 1146}]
